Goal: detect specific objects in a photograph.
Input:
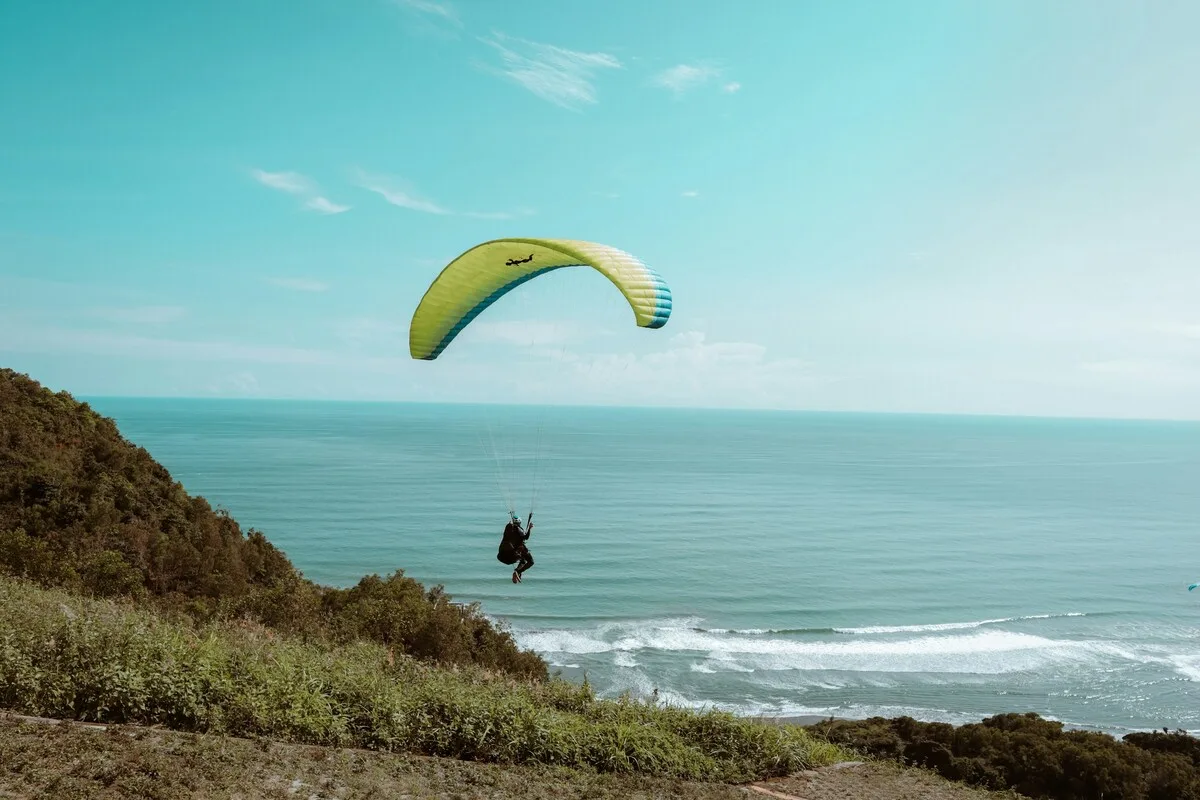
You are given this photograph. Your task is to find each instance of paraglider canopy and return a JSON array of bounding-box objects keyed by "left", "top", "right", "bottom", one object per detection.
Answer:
[{"left": 409, "top": 237, "right": 672, "bottom": 360}]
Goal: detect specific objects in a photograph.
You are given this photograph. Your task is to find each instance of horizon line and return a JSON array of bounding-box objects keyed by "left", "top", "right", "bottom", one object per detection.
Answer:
[{"left": 74, "top": 393, "right": 1200, "bottom": 425}]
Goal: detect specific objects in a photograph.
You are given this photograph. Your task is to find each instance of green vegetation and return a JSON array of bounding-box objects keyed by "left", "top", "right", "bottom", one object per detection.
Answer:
[
  {"left": 809, "top": 714, "right": 1200, "bottom": 799},
  {"left": 0, "top": 576, "right": 844, "bottom": 782},
  {"left": 0, "top": 366, "right": 846, "bottom": 784},
  {"left": 0, "top": 367, "right": 544, "bottom": 680},
  {"left": 0, "top": 715, "right": 761, "bottom": 800},
  {"left": 14, "top": 364, "right": 1192, "bottom": 796},
  {"left": 4, "top": 717, "right": 1028, "bottom": 800}
]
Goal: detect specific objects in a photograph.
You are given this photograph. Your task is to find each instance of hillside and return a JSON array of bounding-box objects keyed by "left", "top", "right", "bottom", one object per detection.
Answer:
[
  {"left": 2, "top": 365, "right": 1197, "bottom": 800},
  {"left": 0, "top": 572, "right": 845, "bottom": 785},
  {"left": 0, "top": 367, "right": 544, "bottom": 679},
  {"left": 0, "top": 712, "right": 1030, "bottom": 800}
]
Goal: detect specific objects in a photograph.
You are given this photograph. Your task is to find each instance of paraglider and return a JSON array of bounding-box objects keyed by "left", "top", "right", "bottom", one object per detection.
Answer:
[
  {"left": 409, "top": 237, "right": 672, "bottom": 361},
  {"left": 497, "top": 511, "right": 535, "bottom": 583},
  {"left": 409, "top": 237, "right": 672, "bottom": 582}
]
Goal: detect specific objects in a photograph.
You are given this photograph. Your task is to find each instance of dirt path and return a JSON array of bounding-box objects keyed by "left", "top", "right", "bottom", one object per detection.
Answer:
[
  {"left": 750, "top": 760, "right": 1024, "bottom": 800},
  {"left": 0, "top": 712, "right": 1023, "bottom": 799}
]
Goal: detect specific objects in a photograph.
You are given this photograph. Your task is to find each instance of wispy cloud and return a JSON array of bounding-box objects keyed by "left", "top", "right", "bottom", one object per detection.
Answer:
[
  {"left": 305, "top": 196, "right": 351, "bottom": 214},
  {"left": 354, "top": 170, "right": 449, "bottom": 214},
  {"left": 251, "top": 168, "right": 351, "bottom": 215},
  {"left": 1077, "top": 359, "right": 1200, "bottom": 385},
  {"left": 267, "top": 277, "right": 330, "bottom": 293},
  {"left": 1154, "top": 322, "right": 1200, "bottom": 340},
  {"left": 652, "top": 63, "right": 726, "bottom": 95},
  {"left": 459, "top": 320, "right": 580, "bottom": 348},
  {"left": 558, "top": 330, "right": 823, "bottom": 409},
  {"left": 479, "top": 32, "right": 622, "bottom": 110},
  {"left": 206, "top": 371, "right": 261, "bottom": 397},
  {"left": 723, "top": 81, "right": 742, "bottom": 93},
  {"left": 644, "top": 331, "right": 775, "bottom": 368},
  {"left": 0, "top": 319, "right": 407, "bottom": 373},
  {"left": 335, "top": 317, "right": 407, "bottom": 350},
  {"left": 681, "top": 190, "right": 699, "bottom": 198},
  {"left": 251, "top": 170, "right": 313, "bottom": 194},
  {"left": 2, "top": 323, "right": 328, "bottom": 365},
  {"left": 391, "top": 0, "right": 460, "bottom": 26},
  {"left": 354, "top": 169, "right": 533, "bottom": 218}
]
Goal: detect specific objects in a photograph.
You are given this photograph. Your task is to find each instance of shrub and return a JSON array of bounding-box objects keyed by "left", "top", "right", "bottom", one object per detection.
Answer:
[
  {"left": 0, "top": 577, "right": 845, "bottom": 782},
  {"left": 809, "top": 713, "right": 1200, "bottom": 800},
  {"left": 0, "top": 368, "right": 547, "bottom": 679}
]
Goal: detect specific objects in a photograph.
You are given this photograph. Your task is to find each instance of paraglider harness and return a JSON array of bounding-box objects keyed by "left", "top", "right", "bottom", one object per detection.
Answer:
[{"left": 497, "top": 511, "right": 534, "bottom": 574}]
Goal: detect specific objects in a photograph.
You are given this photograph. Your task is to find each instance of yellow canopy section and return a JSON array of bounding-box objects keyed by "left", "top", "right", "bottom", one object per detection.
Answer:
[{"left": 409, "top": 238, "right": 672, "bottom": 360}]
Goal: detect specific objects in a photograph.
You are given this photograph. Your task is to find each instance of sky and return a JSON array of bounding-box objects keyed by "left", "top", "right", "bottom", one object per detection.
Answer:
[{"left": 1, "top": 0, "right": 1199, "bottom": 419}]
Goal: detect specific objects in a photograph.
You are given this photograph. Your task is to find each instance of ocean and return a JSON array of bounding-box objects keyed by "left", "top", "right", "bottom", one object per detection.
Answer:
[{"left": 84, "top": 397, "right": 1200, "bottom": 736}]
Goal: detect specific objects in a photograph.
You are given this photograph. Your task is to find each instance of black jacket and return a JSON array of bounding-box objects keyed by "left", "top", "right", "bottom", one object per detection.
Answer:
[{"left": 501, "top": 521, "right": 529, "bottom": 549}]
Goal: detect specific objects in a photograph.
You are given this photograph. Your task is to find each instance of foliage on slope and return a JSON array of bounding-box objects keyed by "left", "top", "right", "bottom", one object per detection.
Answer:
[
  {"left": 809, "top": 714, "right": 1200, "bottom": 800},
  {"left": 0, "top": 367, "right": 544, "bottom": 679},
  {"left": 0, "top": 577, "right": 845, "bottom": 782}
]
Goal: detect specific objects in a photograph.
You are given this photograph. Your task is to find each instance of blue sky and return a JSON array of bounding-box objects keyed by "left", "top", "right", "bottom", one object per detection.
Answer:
[{"left": 2, "top": 0, "right": 1198, "bottom": 418}]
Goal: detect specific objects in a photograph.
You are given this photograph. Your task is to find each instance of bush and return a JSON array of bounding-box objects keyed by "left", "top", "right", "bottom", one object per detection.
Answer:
[
  {"left": 0, "top": 577, "right": 845, "bottom": 782},
  {"left": 809, "top": 713, "right": 1200, "bottom": 800},
  {"left": 0, "top": 367, "right": 547, "bottom": 679}
]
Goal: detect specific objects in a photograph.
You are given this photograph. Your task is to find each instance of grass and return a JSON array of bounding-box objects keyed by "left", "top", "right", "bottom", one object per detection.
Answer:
[
  {"left": 0, "top": 714, "right": 758, "bottom": 800},
  {"left": 0, "top": 576, "right": 846, "bottom": 784},
  {"left": 0, "top": 714, "right": 1031, "bottom": 800}
]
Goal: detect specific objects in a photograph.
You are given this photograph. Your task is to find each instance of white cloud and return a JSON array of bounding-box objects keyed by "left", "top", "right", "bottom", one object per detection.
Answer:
[
  {"left": 338, "top": 327, "right": 816, "bottom": 408},
  {"left": 556, "top": 331, "right": 822, "bottom": 409},
  {"left": 251, "top": 168, "right": 351, "bottom": 215},
  {"left": 652, "top": 63, "right": 724, "bottom": 95},
  {"left": 355, "top": 170, "right": 449, "bottom": 214},
  {"left": 1077, "top": 359, "right": 1200, "bottom": 385},
  {"left": 304, "top": 196, "right": 351, "bottom": 215},
  {"left": 88, "top": 306, "right": 187, "bottom": 325},
  {"left": 644, "top": 331, "right": 769, "bottom": 367},
  {"left": 354, "top": 169, "right": 533, "bottom": 218},
  {"left": 336, "top": 317, "right": 408, "bottom": 349},
  {"left": 0, "top": 319, "right": 407, "bottom": 372},
  {"left": 251, "top": 169, "right": 314, "bottom": 194},
  {"left": 723, "top": 81, "right": 742, "bottom": 93},
  {"left": 1079, "top": 360, "right": 1146, "bottom": 375},
  {"left": 1154, "top": 322, "right": 1200, "bottom": 340},
  {"left": 479, "top": 33, "right": 621, "bottom": 110},
  {"left": 459, "top": 320, "right": 578, "bottom": 348},
  {"left": 206, "top": 371, "right": 261, "bottom": 397},
  {"left": 267, "top": 277, "right": 330, "bottom": 293},
  {"left": 3, "top": 324, "right": 324, "bottom": 365},
  {"left": 681, "top": 190, "right": 699, "bottom": 198},
  {"left": 391, "top": 0, "right": 460, "bottom": 26}
]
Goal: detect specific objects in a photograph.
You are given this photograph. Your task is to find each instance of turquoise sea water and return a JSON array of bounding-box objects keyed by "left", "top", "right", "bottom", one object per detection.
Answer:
[{"left": 86, "top": 398, "right": 1200, "bottom": 736}]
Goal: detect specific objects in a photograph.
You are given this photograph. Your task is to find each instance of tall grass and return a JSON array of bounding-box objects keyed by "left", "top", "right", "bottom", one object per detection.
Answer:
[{"left": 0, "top": 577, "right": 844, "bottom": 782}]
